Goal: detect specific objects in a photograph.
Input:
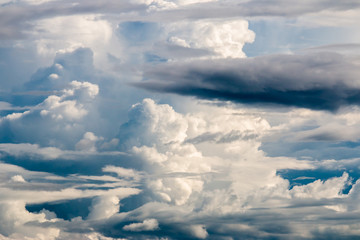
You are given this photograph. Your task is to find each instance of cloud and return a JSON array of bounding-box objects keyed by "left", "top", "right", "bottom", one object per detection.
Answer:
[
  {"left": 260, "top": 106, "right": 360, "bottom": 160},
  {"left": 118, "top": 98, "right": 188, "bottom": 148},
  {"left": 9, "top": 175, "right": 26, "bottom": 183},
  {"left": 24, "top": 48, "right": 96, "bottom": 92},
  {"left": 138, "top": 51, "right": 360, "bottom": 111},
  {"left": 184, "top": 224, "right": 208, "bottom": 239},
  {"left": 123, "top": 218, "right": 159, "bottom": 232},
  {"left": 0, "top": 1, "right": 146, "bottom": 40},
  {"left": 0, "top": 201, "right": 60, "bottom": 240},
  {"left": 164, "top": 19, "right": 255, "bottom": 59},
  {"left": 33, "top": 14, "right": 112, "bottom": 58},
  {"left": 75, "top": 132, "right": 100, "bottom": 152},
  {"left": 0, "top": 186, "right": 140, "bottom": 205},
  {"left": 1, "top": 49, "right": 359, "bottom": 238},
  {"left": 102, "top": 165, "right": 142, "bottom": 179},
  {"left": 0, "top": 160, "right": 142, "bottom": 239},
  {"left": 1, "top": 1, "right": 360, "bottom": 239},
  {"left": 0, "top": 143, "right": 63, "bottom": 160},
  {"left": 1, "top": 96, "right": 360, "bottom": 239},
  {"left": 0, "top": 80, "right": 99, "bottom": 148},
  {"left": 127, "top": 0, "right": 360, "bottom": 26},
  {"left": 290, "top": 172, "right": 349, "bottom": 199},
  {"left": 116, "top": 17, "right": 254, "bottom": 64},
  {"left": 88, "top": 195, "right": 120, "bottom": 220}
]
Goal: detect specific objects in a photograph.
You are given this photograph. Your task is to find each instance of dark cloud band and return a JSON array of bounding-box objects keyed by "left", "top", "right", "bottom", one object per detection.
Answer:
[{"left": 137, "top": 52, "right": 360, "bottom": 111}]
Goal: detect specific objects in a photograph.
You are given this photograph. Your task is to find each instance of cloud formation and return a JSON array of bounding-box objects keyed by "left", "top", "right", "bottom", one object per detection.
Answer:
[
  {"left": 1, "top": 84, "right": 360, "bottom": 239},
  {"left": 1, "top": 0, "right": 360, "bottom": 239},
  {"left": 138, "top": 51, "right": 360, "bottom": 111}
]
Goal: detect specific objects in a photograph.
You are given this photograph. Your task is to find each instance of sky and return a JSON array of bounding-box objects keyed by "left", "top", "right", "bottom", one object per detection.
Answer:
[{"left": 0, "top": 0, "right": 360, "bottom": 239}]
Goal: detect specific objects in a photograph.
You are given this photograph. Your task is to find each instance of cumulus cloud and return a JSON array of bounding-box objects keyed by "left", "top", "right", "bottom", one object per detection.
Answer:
[
  {"left": 165, "top": 19, "right": 255, "bottom": 58},
  {"left": 88, "top": 195, "right": 120, "bottom": 220},
  {"left": 95, "top": 99, "right": 360, "bottom": 239},
  {"left": 116, "top": 18, "right": 254, "bottom": 64},
  {"left": 75, "top": 132, "right": 100, "bottom": 152},
  {"left": 290, "top": 172, "right": 350, "bottom": 199},
  {"left": 0, "top": 80, "right": 99, "bottom": 148},
  {"left": 9, "top": 175, "right": 26, "bottom": 183},
  {"left": 119, "top": 98, "right": 188, "bottom": 148},
  {"left": 0, "top": 201, "right": 60, "bottom": 240},
  {"left": 1, "top": 95, "right": 360, "bottom": 239},
  {"left": 123, "top": 218, "right": 159, "bottom": 232}
]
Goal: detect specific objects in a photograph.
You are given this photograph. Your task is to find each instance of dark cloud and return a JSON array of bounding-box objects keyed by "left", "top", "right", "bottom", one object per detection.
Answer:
[{"left": 137, "top": 52, "right": 360, "bottom": 111}]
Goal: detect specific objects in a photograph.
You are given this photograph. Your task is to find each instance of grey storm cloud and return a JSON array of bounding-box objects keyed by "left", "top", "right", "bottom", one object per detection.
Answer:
[{"left": 137, "top": 51, "right": 360, "bottom": 111}]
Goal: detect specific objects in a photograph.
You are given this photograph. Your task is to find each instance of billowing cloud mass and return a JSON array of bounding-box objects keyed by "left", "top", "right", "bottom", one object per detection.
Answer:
[{"left": 1, "top": 0, "right": 360, "bottom": 240}]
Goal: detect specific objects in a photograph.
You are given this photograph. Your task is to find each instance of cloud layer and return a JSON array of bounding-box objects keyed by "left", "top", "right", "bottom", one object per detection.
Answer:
[{"left": 138, "top": 52, "right": 360, "bottom": 111}]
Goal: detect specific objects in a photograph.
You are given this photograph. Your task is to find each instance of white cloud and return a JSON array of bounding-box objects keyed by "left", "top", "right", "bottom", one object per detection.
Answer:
[
  {"left": 88, "top": 195, "right": 120, "bottom": 220},
  {"left": 48, "top": 73, "right": 59, "bottom": 80},
  {"left": 0, "top": 143, "right": 63, "bottom": 160},
  {"left": 0, "top": 96, "right": 356, "bottom": 239},
  {"left": 186, "top": 224, "right": 208, "bottom": 239},
  {"left": 124, "top": 98, "right": 188, "bottom": 146},
  {"left": 20, "top": 80, "right": 99, "bottom": 123},
  {"left": 33, "top": 15, "right": 113, "bottom": 63},
  {"left": 9, "top": 175, "right": 26, "bottom": 183},
  {"left": 75, "top": 132, "right": 99, "bottom": 152},
  {"left": 166, "top": 19, "right": 255, "bottom": 58},
  {"left": 119, "top": 98, "right": 311, "bottom": 210},
  {"left": 1, "top": 111, "right": 30, "bottom": 121},
  {"left": 40, "top": 95, "right": 88, "bottom": 121},
  {"left": 64, "top": 81, "right": 99, "bottom": 99},
  {"left": 0, "top": 201, "right": 60, "bottom": 240},
  {"left": 0, "top": 80, "right": 99, "bottom": 148},
  {"left": 132, "top": 145, "right": 168, "bottom": 163},
  {"left": 123, "top": 218, "right": 159, "bottom": 231},
  {"left": 102, "top": 165, "right": 142, "bottom": 179},
  {"left": 291, "top": 173, "right": 349, "bottom": 199},
  {"left": 147, "top": 177, "right": 203, "bottom": 205},
  {"left": 0, "top": 186, "right": 140, "bottom": 205}
]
